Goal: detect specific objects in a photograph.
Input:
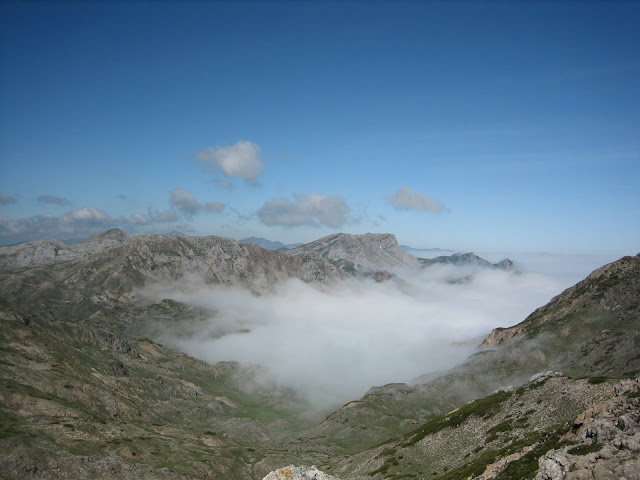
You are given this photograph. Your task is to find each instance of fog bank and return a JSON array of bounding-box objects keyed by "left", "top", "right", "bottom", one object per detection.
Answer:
[{"left": 141, "top": 264, "right": 564, "bottom": 410}]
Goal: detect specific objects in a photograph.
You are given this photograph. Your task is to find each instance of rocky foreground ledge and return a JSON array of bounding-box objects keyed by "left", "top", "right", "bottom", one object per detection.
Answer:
[{"left": 262, "top": 465, "right": 339, "bottom": 480}]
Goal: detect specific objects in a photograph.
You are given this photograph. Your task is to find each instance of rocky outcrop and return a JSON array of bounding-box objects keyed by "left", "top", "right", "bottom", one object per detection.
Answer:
[
  {"left": 286, "top": 233, "right": 421, "bottom": 272},
  {"left": 537, "top": 378, "right": 640, "bottom": 480},
  {"left": 481, "top": 324, "right": 528, "bottom": 348},
  {"left": 262, "top": 465, "right": 339, "bottom": 480}
]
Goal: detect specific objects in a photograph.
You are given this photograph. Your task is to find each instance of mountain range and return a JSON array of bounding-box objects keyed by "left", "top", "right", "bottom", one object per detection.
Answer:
[
  {"left": 239, "top": 237, "right": 303, "bottom": 251},
  {"left": 0, "top": 229, "right": 638, "bottom": 479}
]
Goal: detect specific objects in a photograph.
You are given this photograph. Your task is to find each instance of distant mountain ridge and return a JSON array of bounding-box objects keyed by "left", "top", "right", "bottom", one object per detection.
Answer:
[
  {"left": 0, "top": 230, "right": 345, "bottom": 300},
  {"left": 285, "top": 232, "right": 422, "bottom": 272},
  {"left": 1, "top": 229, "right": 515, "bottom": 278},
  {"left": 420, "top": 252, "right": 515, "bottom": 271},
  {"left": 239, "top": 237, "right": 303, "bottom": 250},
  {"left": 0, "top": 228, "right": 130, "bottom": 269}
]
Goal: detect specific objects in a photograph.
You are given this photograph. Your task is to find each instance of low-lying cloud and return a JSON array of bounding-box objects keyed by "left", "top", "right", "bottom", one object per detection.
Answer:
[
  {"left": 390, "top": 187, "right": 450, "bottom": 213},
  {"left": 257, "top": 193, "right": 351, "bottom": 228},
  {"left": 142, "top": 265, "right": 561, "bottom": 410}
]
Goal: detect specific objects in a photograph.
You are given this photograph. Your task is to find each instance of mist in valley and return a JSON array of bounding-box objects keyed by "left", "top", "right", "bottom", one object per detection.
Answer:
[{"left": 139, "top": 258, "right": 580, "bottom": 411}]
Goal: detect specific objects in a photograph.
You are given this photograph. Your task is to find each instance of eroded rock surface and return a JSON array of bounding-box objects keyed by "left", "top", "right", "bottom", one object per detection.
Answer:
[
  {"left": 262, "top": 465, "right": 339, "bottom": 480},
  {"left": 537, "top": 378, "right": 640, "bottom": 480}
]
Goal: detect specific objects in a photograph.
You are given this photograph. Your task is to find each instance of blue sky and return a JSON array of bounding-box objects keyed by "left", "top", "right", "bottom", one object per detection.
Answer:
[{"left": 1, "top": 1, "right": 638, "bottom": 253}]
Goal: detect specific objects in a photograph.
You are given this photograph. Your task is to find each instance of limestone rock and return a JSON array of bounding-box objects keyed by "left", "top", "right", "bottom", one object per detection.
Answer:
[
  {"left": 286, "top": 232, "right": 421, "bottom": 272},
  {"left": 262, "top": 465, "right": 339, "bottom": 480},
  {"left": 536, "top": 378, "right": 640, "bottom": 480}
]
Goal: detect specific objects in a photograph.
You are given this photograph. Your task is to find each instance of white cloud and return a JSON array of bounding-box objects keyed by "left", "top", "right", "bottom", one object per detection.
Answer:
[
  {"left": 390, "top": 187, "right": 450, "bottom": 213},
  {"left": 195, "top": 140, "right": 264, "bottom": 183},
  {"left": 257, "top": 193, "right": 350, "bottom": 228},
  {"left": 62, "top": 207, "right": 111, "bottom": 225},
  {"left": 142, "top": 266, "right": 564, "bottom": 410}
]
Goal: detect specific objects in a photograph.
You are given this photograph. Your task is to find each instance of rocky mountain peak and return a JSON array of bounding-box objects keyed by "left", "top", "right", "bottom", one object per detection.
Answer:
[
  {"left": 419, "top": 251, "right": 515, "bottom": 271},
  {"left": 286, "top": 232, "right": 421, "bottom": 272}
]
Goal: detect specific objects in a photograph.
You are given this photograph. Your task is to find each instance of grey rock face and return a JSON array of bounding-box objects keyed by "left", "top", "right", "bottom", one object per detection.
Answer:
[
  {"left": 262, "top": 465, "right": 339, "bottom": 480},
  {"left": 286, "top": 232, "right": 421, "bottom": 272},
  {"left": 536, "top": 378, "right": 640, "bottom": 480}
]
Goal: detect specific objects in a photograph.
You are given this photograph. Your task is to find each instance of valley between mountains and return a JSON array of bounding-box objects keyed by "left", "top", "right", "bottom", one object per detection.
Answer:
[{"left": 1, "top": 229, "right": 638, "bottom": 479}]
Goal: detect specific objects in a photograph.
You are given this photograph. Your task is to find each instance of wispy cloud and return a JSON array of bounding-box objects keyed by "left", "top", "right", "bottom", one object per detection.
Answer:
[
  {"left": 129, "top": 213, "right": 150, "bottom": 225},
  {"left": 214, "top": 180, "right": 234, "bottom": 191},
  {"left": 170, "top": 189, "right": 202, "bottom": 218},
  {"left": 0, "top": 194, "right": 17, "bottom": 205},
  {"left": 38, "top": 195, "right": 69, "bottom": 206},
  {"left": 0, "top": 206, "right": 161, "bottom": 245},
  {"left": 258, "top": 193, "right": 350, "bottom": 228},
  {"left": 204, "top": 201, "right": 225, "bottom": 213},
  {"left": 154, "top": 209, "right": 179, "bottom": 223},
  {"left": 168, "top": 188, "right": 225, "bottom": 219},
  {"left": 0, "top": 207, "right": 121, "bottom": 244},
  {"left": 389, "top": 187, "right": 450, "bottom": 213},
  {"left": 195, "top": 140, "right": 264, "bottom": 183}
]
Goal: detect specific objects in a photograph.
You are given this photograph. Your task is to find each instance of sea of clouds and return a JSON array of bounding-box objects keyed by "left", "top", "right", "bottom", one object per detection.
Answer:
[{"left": 137, "top": 251, "right": 628, "bottom": 410}]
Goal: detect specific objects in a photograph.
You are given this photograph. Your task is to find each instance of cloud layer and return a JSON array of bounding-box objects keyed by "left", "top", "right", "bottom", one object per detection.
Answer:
[
  {"left": 390, "top": 187, "right": 450, "bottom": 213},
  {"left": 143, "top": 265, "right": 561, "bottom": 410},
  {"left": 195, "top": 140, "right": 264, "bottom": 183},
  {"left": 258, "top": 193, "right": 350, "bottom": 228}
]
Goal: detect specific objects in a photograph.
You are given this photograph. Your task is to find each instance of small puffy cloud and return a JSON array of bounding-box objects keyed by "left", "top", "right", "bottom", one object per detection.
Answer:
[
  {"left": 38, "top": 195, "right": 69, "bottom": 206},
  {"left": 62, "top": 207, "right": 112, "bottom": 225},
  {"left": 169, "top": 189, "right": 202, "bottom": 217},
  {"left": 258, "top": 193, "right": 350, "bottom": 228},
  {"left": 0, "top": 194, "right": 17, "bottom": 205},
  {"left": 204, "top": 202, "right": 225, "bottom": 213},
  {"left": 195, "top": 140, "right": 264, "bottom": 183},
  {"left": 389, "top": 187, "right": 450, "bottom": 214}
]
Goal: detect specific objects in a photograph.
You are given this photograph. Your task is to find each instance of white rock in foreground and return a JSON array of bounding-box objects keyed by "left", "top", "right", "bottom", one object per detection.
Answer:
[{"left": 262, "top": 465, "right": 339, "bottom": 480}]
